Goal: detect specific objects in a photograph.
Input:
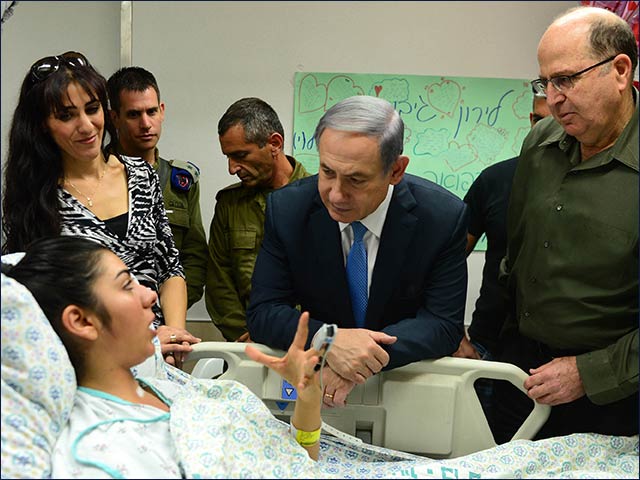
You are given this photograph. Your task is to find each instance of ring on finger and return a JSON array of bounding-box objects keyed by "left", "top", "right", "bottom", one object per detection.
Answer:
[
  {"left": 169, "top": 334, "right": 177, "bottom": 343},
  {"left": 324, "top": 393, "right": 334, "bottom": 400}
]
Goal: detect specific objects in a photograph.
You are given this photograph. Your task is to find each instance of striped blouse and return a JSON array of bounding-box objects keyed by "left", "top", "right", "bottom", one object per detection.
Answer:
[{"left": 58, "top": 155, "right": 184, "bottom": 326}]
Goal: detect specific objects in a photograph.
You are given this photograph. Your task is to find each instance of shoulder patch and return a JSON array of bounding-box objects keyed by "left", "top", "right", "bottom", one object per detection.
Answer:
[{"left": 169, "top": 159, "right": 200, "bottom": 191}]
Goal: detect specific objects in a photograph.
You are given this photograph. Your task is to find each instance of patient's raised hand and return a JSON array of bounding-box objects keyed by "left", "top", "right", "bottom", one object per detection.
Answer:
[{"left": 245, "top": 312, "right": 322, "bottom": 402}]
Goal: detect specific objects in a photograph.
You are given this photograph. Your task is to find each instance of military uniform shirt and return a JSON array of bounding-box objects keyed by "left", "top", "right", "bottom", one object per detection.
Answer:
[
  {"left": 153, "top": 152, "right": 208, "bottom": 308},
  {"left": 205, "top": 156, "right": 310, "bottom": 341}
]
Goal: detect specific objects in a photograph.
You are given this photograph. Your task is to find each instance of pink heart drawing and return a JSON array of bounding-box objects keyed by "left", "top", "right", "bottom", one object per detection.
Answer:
[
  {"left": 298, "top": 74, "right": 327, "bottom": 114},
  {"left": 326, "top": 76, "right": 364, "bottom": 110},
  {"left": 403, "top": 126, "right": 412, "bottom": 146},
  {"left": 426, "top": 79, "right": 462, "bottom": 118},
  {"left": 374, "top": 85, "right": 383, "bottom": 97},
  {"left": 442, "top": 141, "right": 477, "bottom": 172}
]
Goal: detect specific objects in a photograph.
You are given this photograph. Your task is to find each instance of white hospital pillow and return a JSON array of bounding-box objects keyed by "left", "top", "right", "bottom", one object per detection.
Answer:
[{"left": 1, "top": 267, "right": 77, "bottom": 479}]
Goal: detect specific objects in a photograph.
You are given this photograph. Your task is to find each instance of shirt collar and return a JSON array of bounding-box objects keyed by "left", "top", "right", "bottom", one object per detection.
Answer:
[
  {"left": 613, "top": 87, "right": 639, "bottom": 172},
  {"left": 539, "top": 87, "right": 638, "bottom": 172},
  {"left": 153, "top": 147, "right": 160, "bottom": 168},
  {"left": 288, "top": 156, "right": 308, "bottom": 182},
  {"left": 114, "top": 143, "right": 161, "bottom": 170},
  {"left": 338, "top": 184, "right": 394, "bottom": 238}
]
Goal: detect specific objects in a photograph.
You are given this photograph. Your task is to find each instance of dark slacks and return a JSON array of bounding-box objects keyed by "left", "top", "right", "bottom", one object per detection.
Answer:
[{"left": 491, "top": 332, "right": 638, "bottom": 444}]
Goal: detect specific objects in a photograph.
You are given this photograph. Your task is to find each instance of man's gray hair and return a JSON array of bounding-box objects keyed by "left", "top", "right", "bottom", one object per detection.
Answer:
[
  {"left": 558, "top": 6, "right": 638, "bottom": 76},
  {"left": 218, "top": 97, "right": 285, "bottom": 147},
  {"left": 313, "top": 95, "right": 404, "bottom": 172},
  {"left": 589, "top": 11, "right": 638, "bottom": 75}
]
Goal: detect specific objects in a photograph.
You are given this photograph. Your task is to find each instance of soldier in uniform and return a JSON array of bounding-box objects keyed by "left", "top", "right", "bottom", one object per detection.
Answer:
[
  {"left": 107, "top": 67, "right": 208, "bottom": 308},
  {"left": 206, "top": 97, "right": 310, "bottom": 341}
]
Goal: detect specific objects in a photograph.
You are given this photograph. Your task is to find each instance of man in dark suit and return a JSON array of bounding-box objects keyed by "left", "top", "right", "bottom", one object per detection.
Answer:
[{"left": 247, "top": 95, "right": 468, "bottom": 407}]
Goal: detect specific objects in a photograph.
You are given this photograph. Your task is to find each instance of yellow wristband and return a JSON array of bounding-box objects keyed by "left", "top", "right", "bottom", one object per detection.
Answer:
[{"left": 290, "top": 421, "right": 321, "bottom": 447}]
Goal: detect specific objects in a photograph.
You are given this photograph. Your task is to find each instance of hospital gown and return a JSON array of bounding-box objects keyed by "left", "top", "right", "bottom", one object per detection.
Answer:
[{"left": 51, "top": 376, "right": 321, "bottom": 479}]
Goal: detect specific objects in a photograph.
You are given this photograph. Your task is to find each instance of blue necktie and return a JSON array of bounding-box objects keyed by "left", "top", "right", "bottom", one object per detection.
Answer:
[{"left": 346, "top": 221, "right": 368, "bottom": 328}]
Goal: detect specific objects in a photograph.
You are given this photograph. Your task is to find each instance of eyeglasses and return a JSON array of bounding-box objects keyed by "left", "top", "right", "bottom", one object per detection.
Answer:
[
  {"left": 29, "top": 51, "right": 90, "bottom": 83},
  {"left": 531, "top": 55, "right": 618, "bottom": 95}
]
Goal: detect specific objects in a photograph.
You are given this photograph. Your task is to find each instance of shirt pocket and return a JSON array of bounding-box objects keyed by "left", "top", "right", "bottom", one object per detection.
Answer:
[
  {"left": 578, "top": 218, "right": 637, "bottom": 289},
  {"left": 167, "top": 207, "right": 189, "bottom": 228},
  {"left": 229, "top": 229, "right": 258, "bottom": 301},
  {"left": 230, "top": 230, "right": 257, "bottom": 250}
]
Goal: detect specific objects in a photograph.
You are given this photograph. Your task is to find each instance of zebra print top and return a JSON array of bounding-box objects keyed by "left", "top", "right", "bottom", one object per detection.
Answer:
[{"left": 57, "top": 155, "right": 185, "bottom": 326}]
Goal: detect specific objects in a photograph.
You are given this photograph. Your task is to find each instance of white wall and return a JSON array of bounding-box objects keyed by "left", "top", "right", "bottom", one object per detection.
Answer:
[
  {"left": 1, "top": 1, "right": 577, "bottom": 325},
  {"left": 1, "top": 1, "right": 120, "bottom": 157}
]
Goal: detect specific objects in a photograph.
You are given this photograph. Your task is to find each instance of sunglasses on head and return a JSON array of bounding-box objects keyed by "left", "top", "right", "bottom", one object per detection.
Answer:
[{"left": 29, "top": 51, "right": 91, "bottom": 83}]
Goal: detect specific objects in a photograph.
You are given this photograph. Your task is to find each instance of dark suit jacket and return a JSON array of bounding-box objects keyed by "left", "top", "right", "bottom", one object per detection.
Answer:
[{"left": 246, "top": 174, "right": 469, "bottom": 370}]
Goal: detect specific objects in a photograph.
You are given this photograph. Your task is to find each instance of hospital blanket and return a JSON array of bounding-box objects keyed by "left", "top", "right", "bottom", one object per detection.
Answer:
[
  {"left": 172, "top": 376, "right": 638, "bottom": 478},
  {"left": 46, "top": 349, "right": 639, "bottom": 479},
  {"left": 317, "top": 433, "right": 639, "bottom": 479}
]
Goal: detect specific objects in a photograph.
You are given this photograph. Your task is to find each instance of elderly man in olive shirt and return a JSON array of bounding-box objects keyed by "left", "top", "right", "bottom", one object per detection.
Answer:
[{"left": 494, "top": 6, "right": 638, "bottom": 443}]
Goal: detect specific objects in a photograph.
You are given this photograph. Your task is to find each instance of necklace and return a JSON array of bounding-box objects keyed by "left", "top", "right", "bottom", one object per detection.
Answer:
[{"left": 65, "top": 165, "right": 107, "bottom": 208}]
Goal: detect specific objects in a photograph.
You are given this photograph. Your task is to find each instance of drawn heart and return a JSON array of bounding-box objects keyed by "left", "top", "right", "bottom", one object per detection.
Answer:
[
  {"left": 374, "top": 85, "right": 383, "bottom": 97},
  {"left": 298, "top": 74, "right": 327, "bottom": 114},
  {"left": 443, "top": 142, "right": 477, "bottom": 172},
  {"left": 426, "top": 79, "right": 462, "bottom": 118},
  {"left": 403, "top": 126, "right": 412, "bottom": 146},
  {"left": 326, "top": 75, "right": 364, "bottom": 110}
]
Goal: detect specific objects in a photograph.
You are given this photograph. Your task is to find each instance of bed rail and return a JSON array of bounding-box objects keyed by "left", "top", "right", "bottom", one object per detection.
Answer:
[{"left": 186, "top": 342, "right": 550, "bottom": 458}]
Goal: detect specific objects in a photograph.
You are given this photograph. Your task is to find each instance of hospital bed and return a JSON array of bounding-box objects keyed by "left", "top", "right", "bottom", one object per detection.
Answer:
[
  {"left": 186, "top": 342, "right": 549, "bottom": 458},
  {"left": 2, "top": 258, "right": 638, "bottom": 479}
]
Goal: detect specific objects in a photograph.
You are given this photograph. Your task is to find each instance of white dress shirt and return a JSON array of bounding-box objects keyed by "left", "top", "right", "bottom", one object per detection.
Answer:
[{"left": 339, "top": 185, "right": 394, "bottom": 295}]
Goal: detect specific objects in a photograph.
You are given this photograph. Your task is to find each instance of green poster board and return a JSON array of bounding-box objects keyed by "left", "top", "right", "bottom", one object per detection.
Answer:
[{"left": 292, "top": 71, "right": 533, "bottom": 251}]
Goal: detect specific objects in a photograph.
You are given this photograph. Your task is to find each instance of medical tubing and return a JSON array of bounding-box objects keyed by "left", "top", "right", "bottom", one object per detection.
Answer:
[
  {"left": 70, "top": 414, "right": 171, "bottom": 479},
  {"left": 318, "top": 341, "right": 333, "bottom": 393},
  {"left": 71, "top": 386, "right": 171, "bottom": 479}
]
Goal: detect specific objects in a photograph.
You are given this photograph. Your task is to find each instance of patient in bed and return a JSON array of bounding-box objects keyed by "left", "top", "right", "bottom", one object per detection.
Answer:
[
  {"left": 2, "top": 236, "right": 637, "bottom": 479},
  {"left": 2, "top": 236, "right": 326, "bottom": 478}
]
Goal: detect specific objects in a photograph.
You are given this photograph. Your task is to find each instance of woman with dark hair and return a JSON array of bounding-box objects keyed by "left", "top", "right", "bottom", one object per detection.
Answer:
[
  {"left": 1, "top": 52, "right": 197, "bottom": 365},
  {"left": 2, "top": 236, "right": 324, "bottom": 477}
]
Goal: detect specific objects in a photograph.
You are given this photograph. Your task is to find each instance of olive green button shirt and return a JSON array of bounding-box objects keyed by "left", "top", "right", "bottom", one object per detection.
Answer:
[
  {"left": 205, "top": 156, "right": 310, "bottom": 341},
  {"left": 505, "top": 91, "right": 638, "bottom": 405},
  {"left": 154, "top": 153, "right": 208, "bottom": 308}
]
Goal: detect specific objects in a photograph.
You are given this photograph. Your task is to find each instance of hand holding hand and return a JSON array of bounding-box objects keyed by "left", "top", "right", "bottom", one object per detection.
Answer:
[
  {"left": 524, "top": 356, "right": 585, "bottom": 406},
  {"left": 157, "top": 325, "right": 201, "bottom": 369},
  {"left": 452, "top": 335, "right": 481, "bottom": 359},
  {"left": 321, "top": 367, "right": 356, "bottom": 408},
  {"left": 246, "top": 312, "right": 321, "bottom": 402},
  {"left": 326, "top": 328, "right": 397, "bottom": 384}
]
